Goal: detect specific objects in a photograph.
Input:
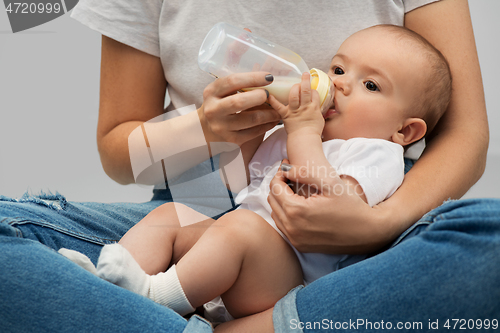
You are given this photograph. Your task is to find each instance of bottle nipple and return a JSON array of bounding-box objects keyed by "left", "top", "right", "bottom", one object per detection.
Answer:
[
  {"left": 310, "top": 68, "right": 334, "bottom": 114},
  {"left": 311, "top": 75, "right": 320, "bottom": 90}
]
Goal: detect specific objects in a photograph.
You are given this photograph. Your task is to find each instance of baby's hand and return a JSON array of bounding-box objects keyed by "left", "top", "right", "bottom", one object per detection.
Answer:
[{"left": 268, "top": 72, "right": 325, "bottom": 136}]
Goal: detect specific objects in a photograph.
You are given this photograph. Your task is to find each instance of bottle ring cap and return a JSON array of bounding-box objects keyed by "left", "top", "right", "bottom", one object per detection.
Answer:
[{"left": 310, "top": 68, "right": 331, "bottom": 106}]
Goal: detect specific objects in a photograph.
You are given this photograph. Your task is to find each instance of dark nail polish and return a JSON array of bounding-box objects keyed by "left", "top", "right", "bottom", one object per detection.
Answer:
[
  {"left": 281, "top": 163, "right": 292, "bottom": 172},
  {"left": 265, "top": 89, "right": 269, "bottom": 99},
  {"left": 265, "top": 74, "right": 274, "bottom": 82}
]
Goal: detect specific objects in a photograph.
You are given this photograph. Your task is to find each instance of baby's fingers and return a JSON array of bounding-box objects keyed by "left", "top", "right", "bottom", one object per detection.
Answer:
[
  {"left": 300, "top": 72, "right": 312, "bottom": 104},
  {"left": 268, "top": 94, "right": 288, "bottom": 118},
  {"left": 288, "top": 83, "right": 301, "bottom": 111}
]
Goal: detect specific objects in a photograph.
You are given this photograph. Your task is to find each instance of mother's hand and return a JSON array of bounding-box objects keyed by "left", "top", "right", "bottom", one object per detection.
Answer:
[
  {"left": 268, "top": 160, "right": 399, "bottom": 254},
  {"left": 198, "top": 72, "right": 280, "bottom": 147}
]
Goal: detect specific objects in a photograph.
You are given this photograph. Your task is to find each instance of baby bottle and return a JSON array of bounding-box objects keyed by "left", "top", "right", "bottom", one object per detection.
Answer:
[{"left": 198, "top": 22, "right": 334, "bottom": 114}]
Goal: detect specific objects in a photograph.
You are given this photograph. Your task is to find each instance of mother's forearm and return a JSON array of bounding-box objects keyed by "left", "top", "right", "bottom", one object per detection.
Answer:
[
  {"left": 379, "top": 123, "right": 488, "bottom": 240},
  {"left": 99, "top": 111, "right": 225, "bottom": 186},
  {"left": 384, "top": 0, "right": 489, "bottom": 239},
  {"left": 98, "top": 121, "right": 144, "bottom": 185},
  {"left": 424, "top": 124, "right": 488, "bottom": 198}
]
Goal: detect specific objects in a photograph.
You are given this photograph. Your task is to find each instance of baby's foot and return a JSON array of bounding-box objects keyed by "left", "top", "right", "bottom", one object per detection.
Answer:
[
  {"left": 58, "top": 248, "right": 97, "bottom": 275},
  {"left": 96, "top": 243, "right": 150, "bottom": 297}
]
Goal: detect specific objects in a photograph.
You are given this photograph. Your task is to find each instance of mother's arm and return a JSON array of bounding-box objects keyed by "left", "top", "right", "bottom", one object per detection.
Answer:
[
  {"left": 382, "top": 0, "right": 488, "bottom": 237},
  {"left": 396, "top": 0, "right": 488, "bottom": 222},
  {"left": 268, "top": 0, "right": 488, "bottom": 254},
  {"left": 97, "top": 36, "right": 278, "bottom": 185},
  {"left": 97, "top": 36, "right": 167, "bottom": 184}
]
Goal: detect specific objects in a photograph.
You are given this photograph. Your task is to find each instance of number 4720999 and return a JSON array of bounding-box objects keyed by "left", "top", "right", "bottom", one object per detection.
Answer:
[
  {"left": 444, "top": 319, "right": 498, "bottom": 330},
  {"left": 5, "top": 2, "right": 62, "bottom": 14}
]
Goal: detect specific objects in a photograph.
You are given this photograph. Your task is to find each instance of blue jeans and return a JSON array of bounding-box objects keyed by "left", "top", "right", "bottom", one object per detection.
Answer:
[
  {"left": 0, "top": 189, "right": 216, "bottom": 332},
  {"left": 1, "top": 192, "right": 500, "bottom": 332},
  {"left": 273, "top": 198, "right": 500, "bottom": 332}
]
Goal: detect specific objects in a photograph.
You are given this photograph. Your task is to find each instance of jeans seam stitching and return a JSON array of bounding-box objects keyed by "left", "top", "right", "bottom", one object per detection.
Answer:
[
  {"left": 2, "top": 218, "right": 24, "bottom": 237},
  {"left": 8, "top": 219, "right": 118, "bottom": 245},
  {"left": 390, "top": 220, "right": 432, "bottom": 248}
]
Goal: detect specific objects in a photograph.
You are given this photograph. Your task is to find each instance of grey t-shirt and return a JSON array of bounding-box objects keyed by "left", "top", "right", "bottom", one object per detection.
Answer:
[
  {"left": 71, "top": 0, "right": 438, "bottom": 217},
  {"left": 72, "top": 0, "right": 438, "bottom": 112}
]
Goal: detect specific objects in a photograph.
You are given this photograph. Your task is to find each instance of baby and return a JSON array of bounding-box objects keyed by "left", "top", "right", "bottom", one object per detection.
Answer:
[{"left": 61, "top": 24, "right": 451, "bottom": 322}]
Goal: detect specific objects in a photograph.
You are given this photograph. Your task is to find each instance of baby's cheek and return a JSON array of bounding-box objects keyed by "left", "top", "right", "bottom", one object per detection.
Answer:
[{"left": 322, "top": 122, "right": 336, "bottom": 141}]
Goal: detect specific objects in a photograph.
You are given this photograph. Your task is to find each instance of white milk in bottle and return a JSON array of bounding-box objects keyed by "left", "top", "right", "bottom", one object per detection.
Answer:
[{"left": 198, "top": 22, "right": 334, "bottom": 113}]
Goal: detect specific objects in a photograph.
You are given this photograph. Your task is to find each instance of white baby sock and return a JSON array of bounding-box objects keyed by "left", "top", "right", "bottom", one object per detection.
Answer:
[
  {"left": 96, "top": 243, "right": 151, "bottom": 298},
  {"left": 58, "top": 248, "right": 97, "bottom": 275},
  {"left": 96, "top": 243, "right": 195, "bottom": 316},
  {"left": 149, "top": 265, "right": 196, "bottom": 316}
]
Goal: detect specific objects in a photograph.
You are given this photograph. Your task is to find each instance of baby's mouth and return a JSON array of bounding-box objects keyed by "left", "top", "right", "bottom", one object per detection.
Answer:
[{"left": 323, "top": 100, "right": 338, "bottom": 119}]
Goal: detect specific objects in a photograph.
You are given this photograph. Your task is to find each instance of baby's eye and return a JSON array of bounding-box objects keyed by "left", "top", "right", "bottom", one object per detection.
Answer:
[
  {"left": 332, "top": 67, "right": 344, "bottom": 75},
  {"left": 364, "top": 81, "right": 379, "bottom": 91}
]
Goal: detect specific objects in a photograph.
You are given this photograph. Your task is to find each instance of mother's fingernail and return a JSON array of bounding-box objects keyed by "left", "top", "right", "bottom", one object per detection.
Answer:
[
  {"left": 280, "top": 163, "right": 292, "bottom": 172},
  {"left": 265, "top": 74, "right": 274, "bottom": 82},
  {"left": 265, "top": 89, "right": 269, "bottom": 99}
]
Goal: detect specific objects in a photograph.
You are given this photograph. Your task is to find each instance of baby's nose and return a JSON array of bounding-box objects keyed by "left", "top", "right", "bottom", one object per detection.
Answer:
[{"left": 333, "top": 77, "right": 351, "bottom": 95}]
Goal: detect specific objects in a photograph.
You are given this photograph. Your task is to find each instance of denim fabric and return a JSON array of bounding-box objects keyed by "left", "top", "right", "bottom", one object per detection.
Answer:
[
  {"left": 0, "top": 191, "right": 169, "bottom": 264},
  {"left": 0, "top": 233, "right": 191, "bottom": 332},
  {"left": 182, "top": 315, "right": 213, "bottom": 333},
  {"left": 2, "top": 193, "right": 500, "bottom": 331},
  {"left": 272, "top": 199, "right": 500, "bottom": 332},
  {"left": 0, "top": 188, "right": 229, "bottom": 332},
  {"left": 404, "top": 157, "right": 415, "bottom": 175},
  {"left": 273, "top": 286, "right": 305, "bottom": 332}
]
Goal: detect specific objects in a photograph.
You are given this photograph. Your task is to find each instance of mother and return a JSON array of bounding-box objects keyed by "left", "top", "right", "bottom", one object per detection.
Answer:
[{"left": 1, "top": 0, "right": 498, "bottom": 332}]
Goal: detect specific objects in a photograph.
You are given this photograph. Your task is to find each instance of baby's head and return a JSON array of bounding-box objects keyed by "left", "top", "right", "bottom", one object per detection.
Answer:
[{"left": 322, "top": 24, "right": 452, "bottom": 147}]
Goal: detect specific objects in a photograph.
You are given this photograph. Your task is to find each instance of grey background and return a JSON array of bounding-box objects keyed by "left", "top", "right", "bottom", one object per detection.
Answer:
[{"left": 1, "top": 1, "right": 499, "bottom": 203}]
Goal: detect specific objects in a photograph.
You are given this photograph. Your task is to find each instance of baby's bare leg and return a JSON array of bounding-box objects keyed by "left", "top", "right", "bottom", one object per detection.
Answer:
[
  {"left": 176, "top": 209, "right": 303, "bottom": 319},
  {"left": 119, "top": 202, "right": 215, "bottom": 274}
]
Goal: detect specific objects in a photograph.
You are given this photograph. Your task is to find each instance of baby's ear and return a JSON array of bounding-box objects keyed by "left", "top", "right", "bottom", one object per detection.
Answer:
[{"left": 391, "top": 118, "right": 427, "bottom": 146}]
